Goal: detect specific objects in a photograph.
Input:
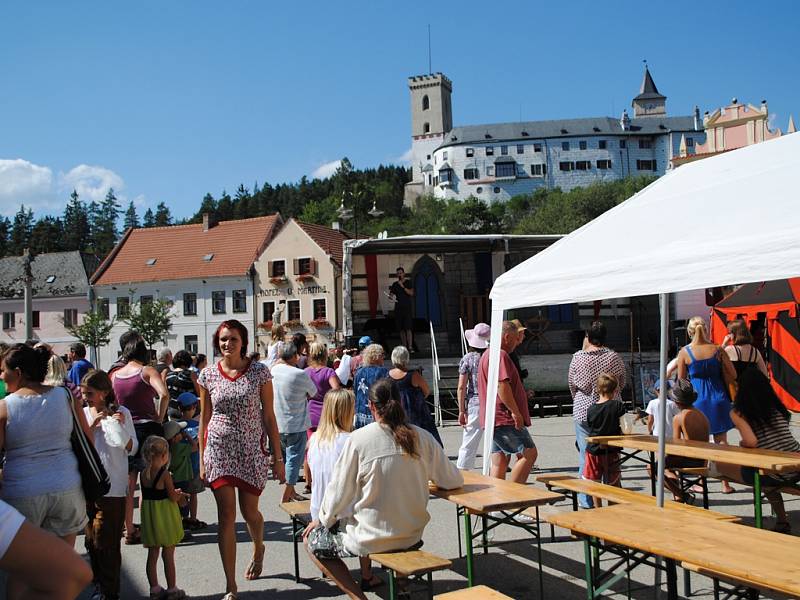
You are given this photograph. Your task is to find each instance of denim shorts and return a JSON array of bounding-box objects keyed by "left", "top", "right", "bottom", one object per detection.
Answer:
[
  {"left": 492, "top": 425, "right": 536, "bottom": 456},
  {"left": 280, "top": 431, "right": 308, "bottom": 486},
  {"left": 5, "top": 485, "right": 88, "bottom": 537}
]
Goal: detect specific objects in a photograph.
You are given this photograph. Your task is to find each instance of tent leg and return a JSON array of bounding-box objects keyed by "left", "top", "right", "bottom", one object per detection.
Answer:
[{"left": 655, "top": 293, "right": 670, "bottom": 509}]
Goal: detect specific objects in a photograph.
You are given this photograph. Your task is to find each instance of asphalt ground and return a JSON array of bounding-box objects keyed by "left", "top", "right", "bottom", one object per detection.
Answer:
[{"left": 55, "top": 414, "right": 799, "bottom": 600}]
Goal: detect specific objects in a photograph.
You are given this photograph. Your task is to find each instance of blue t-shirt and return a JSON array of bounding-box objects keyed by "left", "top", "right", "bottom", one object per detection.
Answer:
[
  {"left": 182, "top": 418, "right": 200, "bottom": 475},
  {"left": 67, "top": 358, "right": 94, "bottom": 387}
]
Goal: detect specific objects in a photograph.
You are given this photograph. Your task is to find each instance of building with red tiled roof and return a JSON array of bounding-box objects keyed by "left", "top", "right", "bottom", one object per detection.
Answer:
[
  {"left": 92, "top": 213, "right": 282, "bottom": 367},
  {"left": 253, "top": 218, "right": 351, "bottom": 347}
]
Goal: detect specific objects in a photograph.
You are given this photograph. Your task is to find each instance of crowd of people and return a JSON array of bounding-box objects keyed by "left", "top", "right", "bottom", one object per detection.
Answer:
[{"left": 0, "top": 312, "right": 797, "bottom": 599}]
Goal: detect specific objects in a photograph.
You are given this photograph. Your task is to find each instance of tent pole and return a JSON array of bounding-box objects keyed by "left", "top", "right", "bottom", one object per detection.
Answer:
[
  {"left": 655, "top": 293, "right": 670, "bottom": 508},
  {"left": 482, "top": 308, "right": 505, "bottom": 476}
]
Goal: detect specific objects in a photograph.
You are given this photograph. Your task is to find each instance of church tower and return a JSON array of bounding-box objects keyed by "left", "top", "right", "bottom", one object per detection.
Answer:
[
  {"left": 632, "top": 66, "right": 667, "bottom": 118},
  {"left": 408, "top": 73, "right": 452, "bottom": 137}
]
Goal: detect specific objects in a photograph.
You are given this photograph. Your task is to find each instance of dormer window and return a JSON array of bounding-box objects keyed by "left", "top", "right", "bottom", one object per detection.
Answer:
[
  {"left": 146, "top": 258, "right": 157, "bottom": 266},
  {"left": 45, "top": 275, "right": 56, "bottom": 283},
  {"left": 202, "top": 253, "right": 214, "bottom": 262}
]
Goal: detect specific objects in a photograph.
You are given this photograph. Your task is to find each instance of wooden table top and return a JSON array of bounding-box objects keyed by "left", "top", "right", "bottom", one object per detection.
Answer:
[
  {"left": 533, "top": 474, "right": 738, "bottom": 521},
  {"left": 587, "top": 434, "right": 800, "bottom": 473},
  {"left": 430, "top": 471, "right": 563, "bottom": 513},
  {"left": 547, "top": 503, "right": 800, "bottom": 597}
]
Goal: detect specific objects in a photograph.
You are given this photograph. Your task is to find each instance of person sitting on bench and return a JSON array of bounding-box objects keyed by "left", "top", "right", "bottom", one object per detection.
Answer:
[
  {"left": 710, "top": 370, "right": 800, "bottom": 533},
  {"left": 304, "top": 378, "right": 463, "bottom": 599}
]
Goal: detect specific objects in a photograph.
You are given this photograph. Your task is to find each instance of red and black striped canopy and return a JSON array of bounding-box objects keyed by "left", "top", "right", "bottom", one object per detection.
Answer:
[{"left": 712, "top": 278, "right": 800, "bottom": 411}]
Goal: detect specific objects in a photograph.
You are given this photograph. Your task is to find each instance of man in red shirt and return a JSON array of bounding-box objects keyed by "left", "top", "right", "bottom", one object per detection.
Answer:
[{"left": 478, "top": 320, "right": 537, "bottom": 482}]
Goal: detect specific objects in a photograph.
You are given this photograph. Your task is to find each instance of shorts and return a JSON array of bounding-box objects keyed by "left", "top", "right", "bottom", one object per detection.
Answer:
[
  {"left": 209, "top": 476, "right": 262, "bottom": 496},
  {"left": 307, "top": 523, "right": 358, "bottom": 559},
  {"left": 741, "top": 466, "right": 800, "bottom": 488},
  {"left": 583, "top": 452, "right": 621, "bottom": 485},
  {"left": 4, "top": 486, "right": 88, "bottom": 537},
  {"left": 664, "top": 456, "right": 706, "bottom": 470},
  {"left": 129, "top": 421, "right": 165, "bottom": 473},
  {"left": 0, "top": 501, "right": 25, "bottom": 560},
  {"left": 492, "top": 425, "right": 536, "bottom": 456},
  {"left": 395, "top": 307, "right": 413, "bottom": 331}
]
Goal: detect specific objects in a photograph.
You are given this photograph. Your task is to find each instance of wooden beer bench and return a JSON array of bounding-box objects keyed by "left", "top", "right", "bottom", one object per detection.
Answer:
[
  {"left": 434, "top": 584, "right": 514, "bottom": 599},
  {"left": 279, "top": 500, "right": 312, "bottom": 582},
  {"left": 371, "top": 550, "right": 452, "bottom": 600}
]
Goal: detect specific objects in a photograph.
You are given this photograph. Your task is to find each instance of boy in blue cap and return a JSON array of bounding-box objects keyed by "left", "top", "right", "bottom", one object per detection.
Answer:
[{"left": 176, "top": 392, "right": 206, "bottom": 529}]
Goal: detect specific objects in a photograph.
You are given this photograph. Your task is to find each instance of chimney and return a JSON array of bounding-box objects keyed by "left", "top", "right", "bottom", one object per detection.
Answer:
[
  {"left": 332, "top": 221, "right": 340, "bottom": 231},
  {"left": 620, "top": 109, "right": 630, "bottom": 131},
  {"left": 693, "top": 105, "right": 700, "bottom": 131},
  {"left": 202, "top": 213, "right": 216, "bottom": 232},
  {"left": 761, "top": 99, "right": 768, "bottom": 115}
]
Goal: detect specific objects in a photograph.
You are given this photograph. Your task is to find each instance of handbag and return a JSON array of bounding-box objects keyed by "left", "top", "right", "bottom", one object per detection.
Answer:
[{"left": 64, "top": 387, "right": 111, "bottom": 502}]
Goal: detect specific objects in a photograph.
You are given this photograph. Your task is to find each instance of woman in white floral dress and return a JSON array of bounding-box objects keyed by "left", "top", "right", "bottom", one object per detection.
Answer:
[{"left": 198, "top": 320, "right": 284, "bottom": 600}]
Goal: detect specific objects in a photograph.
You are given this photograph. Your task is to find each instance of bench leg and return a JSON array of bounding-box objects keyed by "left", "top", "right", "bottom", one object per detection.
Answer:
[
  {"left": 665, "top": 558, "right": 678, "bottom": 600},
  {"left": 583, "top": 538, "right": 595, "bottom": 600},
  {"left": 456, "top": 506, "right": 462, "bottom": 559},
  {"left": 427, "top": 571, "right": 433, "bottom": 600},
  {"left": 753, "top": 471, "right": 763, "bottom": 529},
  {"left": 701, "top": 476, "right": 709, "bottom": 510},
  {"left": 683, "top": 567, "right": 691, "bottom": 597},
  {"left": 292, "top": 517, "right": 300, "bottom": 583},
  {"left": 388, "top": 569, "right": 396, "bottom": 600},
  {"left": 481, "top": 514, "right": 488, "bottom": 555},
  {"left": 535, "top": 506, "right": 544, "bottom": 600},
  {"left": 649, "top": 452, "right": 657, "bottom": 497},
  {"left": 463, "top": 510, "right": 474, "bottom": 587}
]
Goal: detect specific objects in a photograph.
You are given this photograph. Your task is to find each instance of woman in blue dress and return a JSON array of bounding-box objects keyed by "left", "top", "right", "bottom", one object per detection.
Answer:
[
  {"left": 353, "top": 344, "right": 389, "bottom": 429},
  {"left": 677, "top": 316, "right": 737, "bottom": 493}
]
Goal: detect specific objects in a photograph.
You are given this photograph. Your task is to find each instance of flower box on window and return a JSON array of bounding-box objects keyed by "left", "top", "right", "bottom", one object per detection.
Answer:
[
  {"left": 296, "top": 273, "right": 315, "bottom": 283},
  {"left": 308, "top": 318, "right": 332, "bottom": 330},
  {"left": 270, "top": 276, "right": 288, "bottom": 285},
  {"left": 257, "top": 320, "right": 273, "bottom": 331},
  {"left": 283, "top": 319, "right": 304, "bottom": 331}
]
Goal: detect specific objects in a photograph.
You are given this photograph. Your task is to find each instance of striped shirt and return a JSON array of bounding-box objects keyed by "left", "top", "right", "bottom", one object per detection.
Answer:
[{"left": 749, "top": 411, "right": 800, "bottom": 453}]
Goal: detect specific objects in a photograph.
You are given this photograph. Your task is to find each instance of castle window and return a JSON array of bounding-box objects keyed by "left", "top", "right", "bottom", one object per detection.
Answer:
[
  {"left": 493, "top": 187, "right": 501, "bottom": 194},
  {"left": 466, "top": 148, "right": 474, "bottom": 157},
  {"left": 516, "top": 144, "right": 524, "bottom": 154},
  {"left": 561, "top": 141, "right": 570, "bottom": 151},
  {"left": 686, "top": 137, "right": 694, "bottom": 147},
  {"left": 620, "top": 140, "right": 627, "bottom": 148},
  {"left": 639, "top": 139, "right": 652, "bottom": 149},
  {"left": 579, "top": 141, "right": 587, "bottom": 150},
  {"left": 636, "top": 159, "right": 657, "bottom": 171},
  {"left": 443, "top": 151, "right": 448, "bottom": 160},
  {"left": 559, "top": 161, "right": 574, "bottom": 171},
  {"left": 534, "top": 143, "right": 542, "bottom": 152},
  {"left": 487, "top": 166, "right": 494, "bottom": 176},
  {"left": 598, "top": 140, "right": 607, "bottom": 149},
  {"left": 476, "top": 187, "right": 483, "bottom": 194},
  {"left": 496, "top": 163, "right": 516, "bottom": 178},
  {"left": 485, "top": 147, "right": 494, "bottom": 156},
  {"left": 422, "top": 95, "right": 429, "bottom": 111},
  {"left": 500, "top": 145, "right": 508, "bottom": 155},
  {"left": 530, "top": 164, "right": 546, "bottom": 177},
  {"left": 575, "top": 160, "right": 591, "bottom": 170},
  {"left": 423, "top": 122, "right": 430, "bottom": 134},
  {"left": 596, "top": 159, "right": 612, "bottom": 170},
  {"left": 463, "top": 168, "right": 479, "bottom": 180}
]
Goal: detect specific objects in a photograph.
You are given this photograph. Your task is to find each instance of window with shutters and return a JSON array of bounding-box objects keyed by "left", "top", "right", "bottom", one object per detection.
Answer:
[
  {"left": 269, "top": 259, "right": 286, "bottom": 278},
  {"left": 232, "top": 289, "right": 247, "bottom": 313},
  {"left": 287, "top": 299, "right": 301, "bottom": 321},
  {"left": 313, "top": 298, "right": 327, "bottom": 320},
  {"left": 295, "top": 257, "right": 315, "bottom": 276}
]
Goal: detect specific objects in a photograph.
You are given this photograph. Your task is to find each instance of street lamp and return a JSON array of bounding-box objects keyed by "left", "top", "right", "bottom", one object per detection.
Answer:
[{"left": 337, "top": 189, "right": 383, "bottom": 238}]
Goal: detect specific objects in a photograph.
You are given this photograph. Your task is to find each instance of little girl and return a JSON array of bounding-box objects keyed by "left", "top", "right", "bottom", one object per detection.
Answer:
[
  {"left": 304, "top": 389, "right": 381, "bottom": 591},
  {"left": 140, "top": 436, "right": 188, "bottom": 600},
  {"left": 82, "top": 369, "right": 138, "bottom": 600}
]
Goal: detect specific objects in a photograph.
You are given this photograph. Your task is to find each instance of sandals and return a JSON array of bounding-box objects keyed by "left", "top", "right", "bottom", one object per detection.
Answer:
[
  {"left": 773, "top": 521, "right": 791, "bottom": 534},
  {"left": 221, "top": 594, "right": 237, "bottom": 600},
  {"left": 244, "top": 558, "right": 263, "bottom": 581},
  {"left": 165, "top": 590, "right": 186, "bottom": 600},
  {"left": 125, "top": 526, "right": 141, "bottom": 545},
  {"left": 360, "top": 574, "right": 384, "bottom": 592},
  {"left": 182, "top": 517, "right": 208, "bottom": 531}
]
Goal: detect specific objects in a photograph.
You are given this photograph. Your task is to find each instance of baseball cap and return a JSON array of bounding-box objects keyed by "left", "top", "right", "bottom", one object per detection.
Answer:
[
  {"left": 358, "top": 336, "right": 373, "bottom": 348},
  {"left": 177, "top": 391, "right": 199, "bottom": 407},
  {"left": 163, "top": 420, "right": 186, "bottom": 440},
  {"left": 511, "top": 319, "right": 527, "bottom": 332}
]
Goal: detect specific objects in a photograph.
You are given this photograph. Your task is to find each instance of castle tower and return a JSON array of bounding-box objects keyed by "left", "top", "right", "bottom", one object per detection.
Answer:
[
  {"left": 632, "top": 66, "right": 667, "bottom": 118},
  {"left": 408, "top": 73, "right": 453, "bottom": 137}
]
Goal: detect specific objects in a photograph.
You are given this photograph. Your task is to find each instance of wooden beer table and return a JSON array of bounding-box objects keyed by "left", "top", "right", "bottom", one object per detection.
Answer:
[
  {"left": 430, "top": 470, "right": 563, "bottom": 594},
  {"left": 547, "top": 503, "right": 800, "bottom": 600},
  {"left": 586, "top": 434, "right": 800, "bottom": 528}
]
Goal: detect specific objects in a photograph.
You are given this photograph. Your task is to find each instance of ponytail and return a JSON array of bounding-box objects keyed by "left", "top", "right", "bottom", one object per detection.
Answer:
[
  {"left": 687, "top": 316, "right": 708, "bottom": 344},
  {"left": 369, "top": 378, "right": 418, "bottom": 458}
]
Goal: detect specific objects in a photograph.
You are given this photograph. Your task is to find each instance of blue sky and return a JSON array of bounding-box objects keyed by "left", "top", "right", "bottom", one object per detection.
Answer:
[{"left": 1, "top": 1, "right": 798, "bottom": 221}]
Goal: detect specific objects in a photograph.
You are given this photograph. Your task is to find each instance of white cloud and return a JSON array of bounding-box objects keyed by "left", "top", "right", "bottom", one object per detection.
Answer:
[
  {"left": 311, "top": 159, "right": 342, "bottom": 180},
  {"left": 393, "top": 147, "right": 413, "bottom": 165},
  {"left": 0, "top": 159, "right": 57, "bottom": 216},
  {"left": 767, "top": 112, "right": 779, "bottom": 131},
  {"left": 132, "top": 194, "right": 148, "bottom": 208},
  {"left": 58, "top": 164, "right": 125, "bottom": 203}
]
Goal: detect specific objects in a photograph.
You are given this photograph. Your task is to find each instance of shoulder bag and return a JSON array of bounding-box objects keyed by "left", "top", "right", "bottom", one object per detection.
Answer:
[{"left": 64, "top": 387, "right": 111, "bottom": 502}]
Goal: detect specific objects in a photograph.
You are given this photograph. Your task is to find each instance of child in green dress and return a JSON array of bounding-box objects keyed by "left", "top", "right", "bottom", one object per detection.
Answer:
[{"left": 140, "top": 435, "right": 188, "bottom": 600}]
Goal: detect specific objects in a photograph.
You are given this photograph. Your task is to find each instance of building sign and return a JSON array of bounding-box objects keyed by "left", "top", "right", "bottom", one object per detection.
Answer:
[{"left": 258, "top": 284, "right": 328, "bottom": 298}]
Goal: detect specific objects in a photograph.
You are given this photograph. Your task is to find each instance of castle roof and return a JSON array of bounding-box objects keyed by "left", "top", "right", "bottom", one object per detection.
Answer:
[
  {"left": 92, "top": 214, "right": 282, "bottom": 286},
  {"left": 634, "top": 66, "right": 666, "bottom": 101},
  {"left": 437, "top": 115, "right": 696, "bottom": 150}
]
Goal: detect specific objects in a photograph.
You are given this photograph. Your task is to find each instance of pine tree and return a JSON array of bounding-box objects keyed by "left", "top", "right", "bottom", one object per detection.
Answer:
[
  {"left": 10, "top": 205, "right": 34, "bottom": 252},
  {"left": 123, "top": 201, "right": 140, "bottom": 230},
  {"left": 143, "top": 208, "right": 155, "bottom": 228},
  {"left": 0, "top": 217, "right": 10, "bottom": 258},
  {"left": 87, "top": 200, "right": 101, "bottom": 253},
  {"left": 29, "top": 216, "right": 66, "bottom": 254},
  {"left": 94, "top": 188, "right": 121, "bottom": 257},
  {"left": 62, "top": 190, "right": 90, "bottom": 251},
  {"left": 153, "top": 202, "right": 172, "bottom": 227}
]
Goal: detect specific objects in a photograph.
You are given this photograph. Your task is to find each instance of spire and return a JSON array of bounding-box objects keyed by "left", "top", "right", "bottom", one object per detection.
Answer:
[
  {"left": 634, "top": 65, "right": 666, "bottom": 101},
  {"left": 789, "top": 115, "right": 797, "bottom": 134},
  {"left": 679, "top": 134, "right": 687, "bottom": 157}
]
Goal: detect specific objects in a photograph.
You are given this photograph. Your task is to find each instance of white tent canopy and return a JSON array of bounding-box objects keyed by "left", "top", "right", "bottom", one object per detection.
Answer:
[{"left": 482, "top": 132, "right": 800, "bottom": 501}]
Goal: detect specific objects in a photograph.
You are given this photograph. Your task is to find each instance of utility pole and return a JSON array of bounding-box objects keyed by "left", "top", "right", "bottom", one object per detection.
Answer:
[{"left": 22, "top": 248, "right": 33, "bottom": 341}]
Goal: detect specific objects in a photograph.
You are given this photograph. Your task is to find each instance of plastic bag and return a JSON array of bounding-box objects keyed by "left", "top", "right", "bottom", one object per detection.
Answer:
[{"left": 101, "top": 417, "right": 128, "bottom": 448}]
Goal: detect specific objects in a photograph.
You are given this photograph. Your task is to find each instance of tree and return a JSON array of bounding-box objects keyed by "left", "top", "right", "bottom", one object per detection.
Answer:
[
  {"left": 123, "top": 201, "right": 140, "bottom": 230},
  {"left": 123, "top": 299, "right": 173, "bottom": 352},
  {"left": 0, "top": 217, "right": 9, "bottom": 257},
  {"left": 153, "top": 202, "right": 172, "bottom": 227},
  {"left": 143, "top": 208, "right": 155, "bottom": 228},
  {"left": 10, "top": 205, "right": 33, "bottom": 251},
  {"left": 29, "top": 216, "right": 65, "bottom": 254},
  {"left": 63, "top": 310, "right": 115, "bottom": 368},
  {"left": 94, "top": 188, "right": 121, "bottom": 257},
  {"left": 63, "top": 190, "right": 90, "bottom": 251}
]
